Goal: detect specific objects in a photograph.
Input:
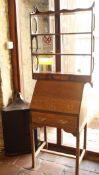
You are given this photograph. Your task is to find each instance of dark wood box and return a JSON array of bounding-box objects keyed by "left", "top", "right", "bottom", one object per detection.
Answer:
[{"left": 1, "top": 94, "right": 33, "bottom": 155}]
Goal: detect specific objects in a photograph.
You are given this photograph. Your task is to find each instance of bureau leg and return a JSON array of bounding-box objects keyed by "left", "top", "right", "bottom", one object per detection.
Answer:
[
  {"left": 75, "top": 132, "right": 80, "bottom": 175},
  {"left": 44, "top": 126, "right": 48, "bottom": 149},
  {"left": 84, "top": 123, "right": 87, "bottom": 150},
  {"left": 31, "top": 128, "right": 36, "bottom": 168}
]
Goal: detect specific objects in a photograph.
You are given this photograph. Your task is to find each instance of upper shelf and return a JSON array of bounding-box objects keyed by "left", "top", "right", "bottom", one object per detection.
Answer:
[
  {"left": 30, "top": 2, "right": 95, "bottom": 16},
  {"left": 30, "top": 2, "right": 95, "bottom": 83},
  {"left": 32, "top": 72, "right": 92, "bottom": 84},
  {"left": 31, "top": 32, "right": 92, "bottom": 36}
]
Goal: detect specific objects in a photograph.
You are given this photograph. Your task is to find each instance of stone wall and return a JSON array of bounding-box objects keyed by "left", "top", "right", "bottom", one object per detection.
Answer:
[
  {"left": 0, "top": 0, "right": 13, "bottom": 150},
  {"left": 0, "top": 0, "right": 13, "bottom": 106}
]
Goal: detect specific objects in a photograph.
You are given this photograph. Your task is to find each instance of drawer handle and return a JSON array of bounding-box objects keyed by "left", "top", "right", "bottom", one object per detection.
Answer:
[
  {"left": 59, "top": 120, "right": 68, "bottom": 125},
  {"left": 39, "top": 117, "right": 46, "bottom": 122}
]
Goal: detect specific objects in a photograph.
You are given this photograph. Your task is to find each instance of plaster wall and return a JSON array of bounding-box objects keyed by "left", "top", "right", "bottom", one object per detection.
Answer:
[
  {"left": 0, "top": 0, "right": 13, "bottom": 106},
  {"left": 0, "top": 0, "right": 13, "bottom": 149}
]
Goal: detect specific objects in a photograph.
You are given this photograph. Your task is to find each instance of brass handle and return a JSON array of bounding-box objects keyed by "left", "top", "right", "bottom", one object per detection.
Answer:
[
  {"left": 59, "top": 120, "right": 68, "bottom": 125},
  {"left": 40, "top": 117, "right": 46, "bottom": 122}
]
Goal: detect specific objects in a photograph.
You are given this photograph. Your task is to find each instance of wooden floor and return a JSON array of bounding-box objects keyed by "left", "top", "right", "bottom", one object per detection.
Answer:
[{"left": 0, "top": 151, "right": 99, "bottom": 175}]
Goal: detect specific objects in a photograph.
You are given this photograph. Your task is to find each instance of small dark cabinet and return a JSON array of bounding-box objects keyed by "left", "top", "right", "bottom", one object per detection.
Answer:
[{"left": 1, "top": 93, "right": 31, "bottom": 155}]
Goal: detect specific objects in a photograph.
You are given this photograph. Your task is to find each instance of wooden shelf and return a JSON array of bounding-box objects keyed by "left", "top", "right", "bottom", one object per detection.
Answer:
[
  {"left": 31, "top": 32, "right": 92, "bottom": 36},
  {"left": 30, "top": 2, "right": 95, "bottom": 82},
  {"left": 33, "top": 72, "right": 91, "bottom": 83},
  {"left": 32, "top": 52, "right": 92, "bottom": 56},
  {"left": 30, "top": 3, "right": 95, "bottom": 16}
]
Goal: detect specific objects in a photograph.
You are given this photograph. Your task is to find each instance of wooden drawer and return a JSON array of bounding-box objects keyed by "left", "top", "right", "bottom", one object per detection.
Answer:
[{"left": 30, "top": 111, "right": 78, "bottom": 135}]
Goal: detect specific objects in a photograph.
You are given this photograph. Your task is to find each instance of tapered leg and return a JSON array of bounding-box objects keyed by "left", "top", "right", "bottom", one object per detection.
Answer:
[
  {"left": 75, "top": 132, "right": 80, "bottom": 175},
  {"left": 84, "top": 123, "right": 87, "bottom": 150},
  {"left": 44, "top": 126, "right": 48, "bottom": 149},
  {"left": 30, "top": 126, "right": 36, "bottom": 168}
]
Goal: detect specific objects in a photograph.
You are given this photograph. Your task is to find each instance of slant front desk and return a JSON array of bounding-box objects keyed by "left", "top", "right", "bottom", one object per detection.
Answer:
[
  {"left": 29, "top": 3, "right": 94, "bottom": 175},
  {"left": 30, "top": 80, "right": 90, "bottom": 175}
]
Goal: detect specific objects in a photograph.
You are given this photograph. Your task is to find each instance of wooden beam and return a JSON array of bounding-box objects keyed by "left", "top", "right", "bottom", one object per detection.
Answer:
[{"left": 8, "top": 0, "right": 20, "bottom": 93}]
